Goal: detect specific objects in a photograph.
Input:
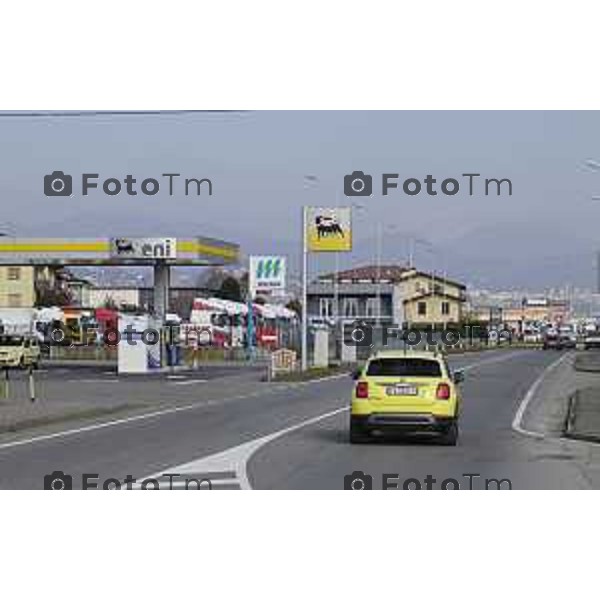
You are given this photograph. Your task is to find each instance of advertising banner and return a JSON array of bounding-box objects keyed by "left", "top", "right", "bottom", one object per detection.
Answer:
[{"left": 249, "top": 255, "right": 286, "bottom": 296}]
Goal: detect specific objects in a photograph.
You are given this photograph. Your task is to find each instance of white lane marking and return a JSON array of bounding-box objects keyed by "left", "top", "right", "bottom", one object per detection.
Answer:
[
  {"left": 0, "top": 373, "right": 352, "bottom": 451},
  {"left": 0, "top": 348, "right": 528, "bottom": 453},
  {"left": 281, "top": 373, "right": 349, "bottom": 385},
  {"left": 512, "top": 351, "right": 573, "bottom": 438},
  {"left": 71, "top": 379, "right": 121, "bottom": 384},
  {"left": 0, "top": 403, "right": 209, "bottom": 451},
  {"left": 139, "top": 351, "right": 536, "bottom": 490},
  {"left": 137, "top": 406, "right": 349, "bottom": 490},
  {"left": 458, "top": 350, "right": 530, "bottom": 372},
  {"left": 170, "top": 379, "right": 208, "bottom": 386}
]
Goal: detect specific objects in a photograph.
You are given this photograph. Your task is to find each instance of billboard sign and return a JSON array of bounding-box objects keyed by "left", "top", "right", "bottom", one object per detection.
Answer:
[
  {"left": 305, "top": 207, "right": 352, "bottom": 252},
  {"left": 110, "top": 237, "right": 177, "bottom": 260},
  {"left": 249, "top": 255, "right": 286, "bottom": 296}
]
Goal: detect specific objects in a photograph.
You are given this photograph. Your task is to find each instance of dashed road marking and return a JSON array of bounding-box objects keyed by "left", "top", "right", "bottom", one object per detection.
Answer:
[
  {"left": 170, "top": 379, "right": 208, "bottom": 386},
  {"left": 458, "top": 350, "right": 531, "bottom": 372},
  {"left": 71, "top": 379, "right": 121, "bottom": 384}
]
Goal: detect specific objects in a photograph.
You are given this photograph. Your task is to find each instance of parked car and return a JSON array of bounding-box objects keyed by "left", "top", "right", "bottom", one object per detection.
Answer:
[{"left": 0, "top": 335, "right": 41, "bottom": 369}]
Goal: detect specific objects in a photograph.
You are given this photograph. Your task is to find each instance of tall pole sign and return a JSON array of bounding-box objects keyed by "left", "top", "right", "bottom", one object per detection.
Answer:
[{"left": 301, "top": 206, "right": 352, "bottom": 371}]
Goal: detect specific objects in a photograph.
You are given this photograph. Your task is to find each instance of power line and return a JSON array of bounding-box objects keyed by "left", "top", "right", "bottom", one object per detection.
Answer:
[{"left": 0, "top": 110, "right": 246, "bottom": 118}]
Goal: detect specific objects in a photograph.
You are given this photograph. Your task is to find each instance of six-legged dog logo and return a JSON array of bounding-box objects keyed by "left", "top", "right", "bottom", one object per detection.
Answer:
[{"left": 315, "top": 214, "right": 345, "bottom": 239}]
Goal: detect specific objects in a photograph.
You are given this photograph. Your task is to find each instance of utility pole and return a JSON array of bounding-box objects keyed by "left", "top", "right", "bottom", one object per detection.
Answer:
[
  {"left": 334, "top": 191, "right": 340, "bottom": 346},
  {"left": 376, "top": 222, "right": 382, "bottom": 329},
  {"left": 301, "top": 205, "right": 308, "bottom": 371}
]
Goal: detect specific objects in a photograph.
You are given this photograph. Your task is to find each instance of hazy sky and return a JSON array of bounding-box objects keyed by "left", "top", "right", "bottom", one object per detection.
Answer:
[{"left": 1, "top": 110, "right": 599, "bottom": 289}]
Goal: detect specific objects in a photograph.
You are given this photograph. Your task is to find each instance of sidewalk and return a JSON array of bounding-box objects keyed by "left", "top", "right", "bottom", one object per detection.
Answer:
[
  {"left": 516, "top": 351, "right": 600, "bottom": 436},
  {"left": 528, "top": 350, "right": 600, "bottom": 442}
]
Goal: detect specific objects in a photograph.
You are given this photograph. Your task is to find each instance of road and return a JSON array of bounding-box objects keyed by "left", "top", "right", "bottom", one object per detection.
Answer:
[{"left": 1, "top": 349, "right": 600, "bottom": 489}]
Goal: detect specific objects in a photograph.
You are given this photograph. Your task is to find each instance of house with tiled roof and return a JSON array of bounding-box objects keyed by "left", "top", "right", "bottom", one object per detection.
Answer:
[{"left": 307, "top": 264, "right": 466, "bottom": 326}]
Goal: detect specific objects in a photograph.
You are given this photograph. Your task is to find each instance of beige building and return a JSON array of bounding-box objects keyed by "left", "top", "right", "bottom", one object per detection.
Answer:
[
  {"left": 399, "top": 270, "right": 466, "bottom": 325},
  {"left": 309, "top": 265, "right": 467, "bottom": 327},
  {"left": 0, "top": 266, "right": 35, "bottom": 308}
]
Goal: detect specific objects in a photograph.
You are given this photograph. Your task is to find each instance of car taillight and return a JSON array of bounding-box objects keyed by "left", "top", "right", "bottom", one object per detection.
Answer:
[
  {"left": 355, "top": 381, "right": 369, "bottom": 398},
  {"left": 436, "top": 383, "right": 451, "bottom": 400}
]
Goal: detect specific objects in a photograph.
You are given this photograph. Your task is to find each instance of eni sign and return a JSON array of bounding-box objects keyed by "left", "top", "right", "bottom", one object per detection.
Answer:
[{"left": 110, "top": 238, "right": 177, "bottom": 260}]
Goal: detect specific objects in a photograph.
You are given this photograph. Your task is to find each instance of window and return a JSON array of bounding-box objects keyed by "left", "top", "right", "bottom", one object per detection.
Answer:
[
  {"left": 442, "top": 301, "right": 450, "bottom": 315},
  {"left": 7, "top": 293, "right": 22, "bottom": 307},
  {"left": 367, "top": 358, "right": 442, "bottom": 377},
  {"left": 319, "top": 297, "right": 333, "bottom": 318},
  {"left": 343, "top": 298, "right": 358, "bottom": 318},
  {"left": 7, "top": 267, "right": 20, "bottom": 281},
  {"left": 417, "top": 301, "right": 427, "bottom": 316},
  {"left": 365, "top": 297, "right": 379, "bottom": 317}
]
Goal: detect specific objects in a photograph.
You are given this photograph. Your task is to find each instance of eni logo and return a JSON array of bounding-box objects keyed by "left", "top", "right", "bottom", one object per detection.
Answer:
[{"left": 112, "top": 238, "right": 177, "bottom": 260}]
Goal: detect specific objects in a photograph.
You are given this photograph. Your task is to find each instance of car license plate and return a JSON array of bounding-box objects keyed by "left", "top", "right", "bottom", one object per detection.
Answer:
[{"left": 386, "top": 385, "right": 418, "bottom": 396}]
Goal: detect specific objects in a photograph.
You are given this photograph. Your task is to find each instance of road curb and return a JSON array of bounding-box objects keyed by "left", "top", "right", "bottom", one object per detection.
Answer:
[
  {"left": 512, "top": 351, "right": 573, "bottom": 439},
  {"left": 563, "top": 388, "right": 600, "bottom": 444}
]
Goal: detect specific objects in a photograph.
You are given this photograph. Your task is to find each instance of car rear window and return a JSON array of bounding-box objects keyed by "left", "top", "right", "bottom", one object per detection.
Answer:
[{"left": 366, "top": 358, "right": 442, "bottom": 377}]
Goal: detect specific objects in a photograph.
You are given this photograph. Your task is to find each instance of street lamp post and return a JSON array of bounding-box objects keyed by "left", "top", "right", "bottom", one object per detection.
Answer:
[
  {"left": 301, "top": 204, "right": 308, "bottom": 371},
  {"left": 376, "top": 222, "right": 382, "bottom": 328},
  {"left": 375, "top": 223, "right": 401, "bottom": 328}
]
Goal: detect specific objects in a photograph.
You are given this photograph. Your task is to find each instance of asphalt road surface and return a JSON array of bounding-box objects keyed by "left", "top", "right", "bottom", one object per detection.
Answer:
[{"left": 2, "top": 349, "right": 600, "bottom": 489}]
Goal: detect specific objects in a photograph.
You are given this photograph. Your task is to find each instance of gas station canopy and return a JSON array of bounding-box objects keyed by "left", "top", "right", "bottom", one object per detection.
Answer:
[{"left": 0, "top": 237, "right": 239, "bottom": 266}]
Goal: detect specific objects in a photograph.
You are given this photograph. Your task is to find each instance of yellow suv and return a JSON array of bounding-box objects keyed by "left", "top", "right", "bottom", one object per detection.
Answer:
[{"left": 350, "top": 350, "right": 463, "bottom": 445}]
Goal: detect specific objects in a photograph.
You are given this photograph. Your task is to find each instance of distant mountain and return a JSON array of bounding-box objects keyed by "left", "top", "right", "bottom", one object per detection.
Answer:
[{"left": 432, "top": 221, "right": 597, "bottom": 288}]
